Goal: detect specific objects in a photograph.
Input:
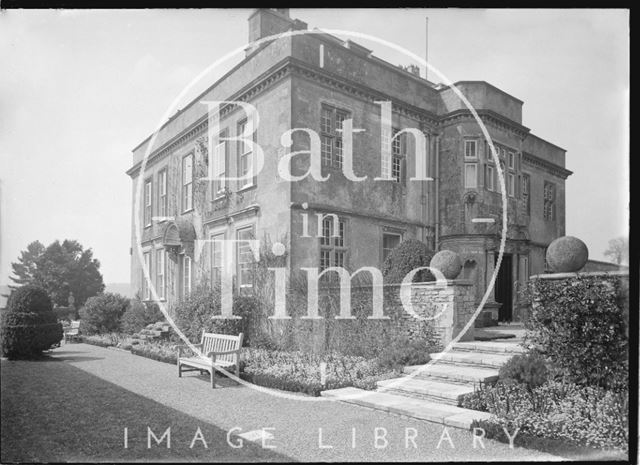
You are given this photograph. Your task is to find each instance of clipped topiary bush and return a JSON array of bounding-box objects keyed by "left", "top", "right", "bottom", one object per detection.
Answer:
[
  {"left": 499, "top": 352, "right": 549, "bottom": 390},
  {"left": 526, "top": 274, "right": 628, "bottom": 389},
  {"left": 78, "top": 292, "right": 130, "bottom": 335},
  {"left": 0, "top": 285, "right": 63, "bottom": 359},
  {"left": 121, "top": 300, "right": 164, "bottom": 335},
  {"left": 382, "top": 239, "right": 435, "bottom": 283}
]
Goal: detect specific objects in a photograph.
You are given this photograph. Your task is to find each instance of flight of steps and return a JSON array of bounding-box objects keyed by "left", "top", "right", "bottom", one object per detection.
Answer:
[
  {"left": 376, "top": 341, "right": 524, "bottom": 406},
  {"left": 321, "top": 340, "right": 524, "bottom": 429},
  {"left": 132, "top": 321, "right": 172, "bottom": 341}
]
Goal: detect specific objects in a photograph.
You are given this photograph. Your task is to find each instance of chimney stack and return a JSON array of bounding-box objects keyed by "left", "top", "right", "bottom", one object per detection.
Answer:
[{"left": 246, "top": 9, "right": 307, "bottom": 55}]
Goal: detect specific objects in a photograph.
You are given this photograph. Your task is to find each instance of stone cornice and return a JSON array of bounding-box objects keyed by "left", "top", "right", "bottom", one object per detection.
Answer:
[
  {"left": 126, "top": 119, "right": 208, "bottom": 178},
  {"left": 127, "top": 57, "right": 444, "bottom": 178},
  {"left": 288, "top": 57, "right": 441, "bottom": 128},
  {"left": 439, "top": 109, "right": 530, "bottom": 139},
  {"left": 127, "top": 59, "right": 294, "bottom": 178},
  {"left": 126, "top": 57, "right": 561, "bottom": 182},
  {"left": 522, "top": 151, "right": 573, "bottom": 179}
]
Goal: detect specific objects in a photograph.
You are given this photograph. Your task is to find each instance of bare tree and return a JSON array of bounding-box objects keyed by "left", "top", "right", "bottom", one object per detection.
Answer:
[{"left": 604, "top": 236, "right": 629, "bottom": 265}]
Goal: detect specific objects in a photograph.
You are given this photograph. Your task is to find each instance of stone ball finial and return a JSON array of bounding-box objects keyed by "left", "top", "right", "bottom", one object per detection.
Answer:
[
  {"left": 430, "top": 250, "right": 463, "bottom": 279},
  {"left": 546, "top": 236, "right": 589, "bottom": 272}
]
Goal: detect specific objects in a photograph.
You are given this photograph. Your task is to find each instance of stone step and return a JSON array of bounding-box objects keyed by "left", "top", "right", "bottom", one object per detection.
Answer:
[
  {"left": 403, "top": 364, "right": 499, "bottom": 385},
  {"left": 376, "top": 377, "right": 475, "bottom": 405},
  {"left": 451, "top": 341, "right": 525, "bottom": 354},
  {"left": 430, "top": 351, "right": 513, "bottom": 369},
  {"left": 320, "top": 387, "right": 492, "bottom": 429}
]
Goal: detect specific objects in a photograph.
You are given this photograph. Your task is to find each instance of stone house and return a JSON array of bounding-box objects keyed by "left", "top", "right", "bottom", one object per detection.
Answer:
[{"left": 126, "top": 9, "right": 571, "bottom": 325}]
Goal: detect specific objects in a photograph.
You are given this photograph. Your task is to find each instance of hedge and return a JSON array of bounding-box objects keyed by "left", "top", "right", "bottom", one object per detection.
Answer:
[{"left": 526, "top": 274, "right": 628, "bottom": 389}]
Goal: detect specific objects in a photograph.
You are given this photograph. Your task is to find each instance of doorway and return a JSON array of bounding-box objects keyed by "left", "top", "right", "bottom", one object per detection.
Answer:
[{"left": 494, "top": 253, "right": 513, "bottom": 322}]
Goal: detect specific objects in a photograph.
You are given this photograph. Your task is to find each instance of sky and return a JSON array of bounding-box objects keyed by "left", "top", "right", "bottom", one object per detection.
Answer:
[{"left": 0, "top": 8, "right": 629, "bottom": 286}]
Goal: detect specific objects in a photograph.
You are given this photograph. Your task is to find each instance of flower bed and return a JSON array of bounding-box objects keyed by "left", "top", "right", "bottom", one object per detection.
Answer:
[
  {"left": 80, "top": 333, "right": 120, "bottom": 348},
  {"left": 130, "top": 341, "right": 178, "bottom": 364},
  {"left": 461, "top": 380, "right": 628, "bottom": 451},
  {"left": 241, "top": 348, "right": 396, "bottom": 396},
  {"left": 91, "top": 337, "right": 397, "bottom": 395},
  {"left": 78, "top": 334, "right": 409, "bottom": 396}
]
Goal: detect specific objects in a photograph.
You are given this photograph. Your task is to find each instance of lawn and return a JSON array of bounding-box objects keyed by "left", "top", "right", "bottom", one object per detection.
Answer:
[{"left": 0, "top": 355, "right": 291, "bottom": 462}]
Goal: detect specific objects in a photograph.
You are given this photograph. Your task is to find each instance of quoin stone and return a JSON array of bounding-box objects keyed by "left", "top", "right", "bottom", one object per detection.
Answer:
[
  {"left": 430, "top": 250, "right": 463, "bottom": 280},
  {"left": 545, "top": 236, "right": 588, "bottom": 272}
]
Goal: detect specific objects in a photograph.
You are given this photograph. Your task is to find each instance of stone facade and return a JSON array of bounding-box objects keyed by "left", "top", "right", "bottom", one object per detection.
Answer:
[{"left": 127, "top": 9, "right": 571, "bottom": 325}]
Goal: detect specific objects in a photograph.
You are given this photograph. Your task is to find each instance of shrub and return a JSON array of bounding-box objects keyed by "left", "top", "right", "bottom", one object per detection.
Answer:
[
  {"left": 78, "top": 293, "right": 129, "bottom": 335},
  {"left": 375, "top": 335, "right": 434, "bottom": 371},
  {"left": 171, "top": 287, "right": 260, "bottom": 345},
  {"left": 499, "top": 352, "right": 549, "bottom": 389},
  {"left": 382, "top": 239, "right": 435, "bottom": 283},
  {"left": 0, "top": 285, "right": 63, "bottom": 359},
  {"left": 121, "top": 300, "right": 164, "bottom": 335},
  {"left": 526, "top": 274, "right": 628, "bottom": 389},
  {"left": 53, "top": 306, "right": 77, "bottom": 321},
  {"left": 462, "top": 380, "right": 628, "bottom": 451}
]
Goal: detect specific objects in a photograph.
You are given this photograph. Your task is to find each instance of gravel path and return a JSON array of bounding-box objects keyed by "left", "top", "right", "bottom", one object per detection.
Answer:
[{"left": 34, "top": 343, "right": 567, "bottom": 462}]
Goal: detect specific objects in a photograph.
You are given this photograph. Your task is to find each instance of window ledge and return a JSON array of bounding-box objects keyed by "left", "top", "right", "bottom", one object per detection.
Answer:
[{"left": 236, "top": 184, "right": 256, "bottom": 194}]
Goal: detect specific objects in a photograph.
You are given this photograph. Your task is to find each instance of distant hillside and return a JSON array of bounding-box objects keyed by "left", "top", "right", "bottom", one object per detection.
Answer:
[{"left": 104, "top": 283, "right": 133, "bottom": 298}]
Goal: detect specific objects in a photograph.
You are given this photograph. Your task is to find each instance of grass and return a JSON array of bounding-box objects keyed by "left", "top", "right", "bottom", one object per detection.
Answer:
[{"left": 1, "top": 355, "right": 291, "bottom": 462}]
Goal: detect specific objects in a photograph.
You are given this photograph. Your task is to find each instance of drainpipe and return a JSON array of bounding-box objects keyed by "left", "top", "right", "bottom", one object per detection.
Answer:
[
  {"left": 421, "top": 133, "right": 429, "bottom": 243},
  {"left": 434, "top": 134, "right": 440, "bottom": 251}
]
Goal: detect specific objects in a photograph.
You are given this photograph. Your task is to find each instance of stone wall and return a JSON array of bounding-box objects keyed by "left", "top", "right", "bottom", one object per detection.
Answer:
[{"left": 272, "top": 279, "right": 476, "bottom": 354}]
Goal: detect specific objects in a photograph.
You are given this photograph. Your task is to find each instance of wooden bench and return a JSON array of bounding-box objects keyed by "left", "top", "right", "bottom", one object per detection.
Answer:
[
  {"left": 177, "top": 331, "right": 243, "bottom": 388},
  {"left": 64, "top": 321, "right": 81, "bottom": 344}
]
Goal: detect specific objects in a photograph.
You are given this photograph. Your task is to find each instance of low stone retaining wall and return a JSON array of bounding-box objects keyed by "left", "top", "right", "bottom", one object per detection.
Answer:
[{"left": 270, "top": 280, "right": 476, "bottom": 354}]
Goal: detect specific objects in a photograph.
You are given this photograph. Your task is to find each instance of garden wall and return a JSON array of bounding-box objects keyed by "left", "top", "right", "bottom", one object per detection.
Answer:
[{"left": 271, "top": 279, "right": 476, "bottom": 354}]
